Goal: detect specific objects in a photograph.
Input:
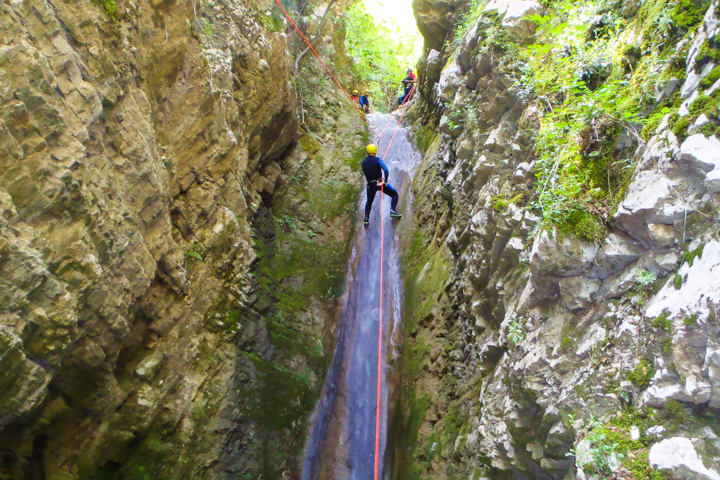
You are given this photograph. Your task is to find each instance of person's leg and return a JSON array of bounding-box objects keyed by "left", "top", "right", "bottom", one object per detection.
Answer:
[
  {"left": 383, "top": 184, "right": 399, "bottom": 211},
  {"left": 364, "top": 185, "right": 377, "bottom": 220}
]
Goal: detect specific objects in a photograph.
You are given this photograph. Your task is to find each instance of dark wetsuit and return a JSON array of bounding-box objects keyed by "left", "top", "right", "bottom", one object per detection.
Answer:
[
  {"left": 362, "top": 154, "right": 399, "bottom": 219},
  {"left": 398, "top": 73, "right": 416, "bottom": 105},
  {"left": 360, "top": 95, "right": 370, "bottom": 112}
]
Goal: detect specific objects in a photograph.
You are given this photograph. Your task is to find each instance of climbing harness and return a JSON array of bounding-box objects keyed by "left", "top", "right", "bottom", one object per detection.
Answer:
[{"left": 270, "top": 2, "right": 417, "bottom": 477}]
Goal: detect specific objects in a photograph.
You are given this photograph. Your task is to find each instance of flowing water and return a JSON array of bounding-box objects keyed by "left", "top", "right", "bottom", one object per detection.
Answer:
[{"left": 302, "top": 112, "right": 421, "bottom": 480}]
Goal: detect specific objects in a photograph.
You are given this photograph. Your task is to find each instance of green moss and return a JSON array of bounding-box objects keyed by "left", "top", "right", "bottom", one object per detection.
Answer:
[
  {"left": 628, "top": 358, "right": 655, "bottom": 389},
  {"left": 651, "top": 312, "right": 672, "bottom": 333},
  {"left": 669, "top": 0, "right": 711, "bottom": 31},
  {"left": 672, "top": 114, "right": 691, "bottom": 140},
  {"left": 700, "top": 65, "right": 720, "bottom": 89},
  {"left": 683, "top": 313, "right": 698, "bottom": 326},
  {"left": 681, "top": 243, "right": 705, "bottom": 266},
  {"left": 688, "top": 88, "right": 720, "bottom": 116},
  {"left": 94, "top": 0, "right": 118, "bottom": 20},
  {"left": 555, "top": 207, "right": 607, "bottom": 242},
  {"left": 626, "top": 450, "right": 667, "bottom": 480},
  {"left": 491, "top": 192, "right": 525, "bottom": 211},
  {"left": 390, "top": 225, "right": 451, "bottom": 479},
  {"left": 298, "top": 134, "right": 321, "bottom": 154},
  {"left": 696, "top": 39, "right": 720, "bottom": 70},
  {"left": 673, "top": 274, "right": 683, "bottom": 289}
]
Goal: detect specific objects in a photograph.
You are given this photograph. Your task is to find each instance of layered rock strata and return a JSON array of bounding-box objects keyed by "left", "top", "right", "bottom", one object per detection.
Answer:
[
  {"left": 391, "top": 0, "right": 720, "bottom": 479},
  {"left": 0, "top": 0, "right": 363, "bottom": 478}
]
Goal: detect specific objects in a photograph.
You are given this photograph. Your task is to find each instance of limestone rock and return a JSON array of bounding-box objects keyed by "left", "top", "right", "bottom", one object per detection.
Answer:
[
  {"left": 649, "top": 437, "right": 720, "bottom": 480},
  {"left": 591, "top": 232, "right": 644, "bottom": 279},
  {"left": 530, "top": 230, "right": 598, "bottom": 277},
  {"left": 483, "top": 0, "right": 543, "bottom": 42},
  {"left": 679, "top": 134, "right": 720, "bottom": 175}
]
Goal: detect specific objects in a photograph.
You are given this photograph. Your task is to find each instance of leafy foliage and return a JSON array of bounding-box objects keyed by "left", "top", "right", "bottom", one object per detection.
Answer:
[
  {"left": 343, "top": 3, "right": 421, "bottom": 110},
  {"left": 485, "top": 0, "right": 713, "bottom": 240},
  {"left": 507, "top": 316, "right": 525, "bottom": 346},
  {"left": 568, "top": 416, "right": 626, "bottom": 476}
]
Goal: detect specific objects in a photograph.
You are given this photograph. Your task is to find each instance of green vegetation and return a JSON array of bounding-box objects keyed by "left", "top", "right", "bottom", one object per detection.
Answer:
[
  {"left": 568, "top": 409, "right": 669, "bottom": 479},
  {"left": 442, "top": 0, "right": 714, "bottom": 240},
  {"left": 681, "top": 243, "right": 705, "bottom": 266},
  {"left": 650, "top": 312, "right": 672, "bottom": 334},
  {"left": 507, "top": 316, "right": 525, "bottom": 346},
  {"left": 569, "top": 416, "right": 626, "bottom": 476},
  {"left": 186, "top": 242, "right": 204, "bottom": 272},
  {"left": 627, "top": 358, "right": 655, "bottom": 389},
  {"left": 343, "top": 3, "right": 421, "bottom": 110},
  {"left": 390, "top": 224, "right": 451, "bottom": 479},
  {"left": 94, "top": 0, "right": 118, "bottom": 19},
  {"left": 626, "top": 450, "right": 667, "bottom": 480},
  {"left": 491, "top": 192, "right": 525, "bottom": 211}
]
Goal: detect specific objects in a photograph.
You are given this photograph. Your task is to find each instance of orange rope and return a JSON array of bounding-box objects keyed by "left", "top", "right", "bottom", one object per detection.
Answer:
[
  {"left": 372, "top": 84, "right": 414, "bottom": 480},
  {"left": 272, "top": 3, "right": 419, "bottom": 475},
  {"left": 374, "top": 181, "right": 385, "bottom": 480},
  {"left": 272, "top": 0, "right": 372, "bottom": 129}
]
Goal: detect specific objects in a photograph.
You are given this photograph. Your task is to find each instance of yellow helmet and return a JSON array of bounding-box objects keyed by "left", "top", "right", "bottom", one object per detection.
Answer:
[
  {"left": 366, "top": 144, "right": 377, "bottom": 155},
  {"left": 352, "top": 89, "right": 359, "bottom": 95}
]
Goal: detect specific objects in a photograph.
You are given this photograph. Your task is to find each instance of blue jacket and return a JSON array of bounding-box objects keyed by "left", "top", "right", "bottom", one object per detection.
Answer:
[
  {"left": 360, "top": 95, "right": 370, "bottom": 108},
  {"left": 362, "top": 155, "right": 389, "bottom": 184}
]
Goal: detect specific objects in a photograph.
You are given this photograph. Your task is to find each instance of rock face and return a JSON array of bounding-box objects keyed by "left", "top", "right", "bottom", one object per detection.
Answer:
[
  {"left": 650, "top": 437, "right": 720, "bottom": 480},
  {"left": 391, "top": 0, "right": 720, "bottom": 479},
  {"left": 0, "top": 0, "right": 364, "bottom": 478}
]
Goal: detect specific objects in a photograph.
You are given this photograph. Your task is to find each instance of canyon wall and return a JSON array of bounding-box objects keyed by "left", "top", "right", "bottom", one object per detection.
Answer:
[
  {"left": 0, "top": 0, "right": 364, "bottom": 478},
  {"left": 392, "top": 0, "right": 720, "bottom": 479}
]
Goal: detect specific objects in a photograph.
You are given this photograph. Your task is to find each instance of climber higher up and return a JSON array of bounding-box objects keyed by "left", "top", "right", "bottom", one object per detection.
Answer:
[
  {"left": 362, "top": 143, "right": 402, "bottom": 226},
  {"left": 398, "top": 68, "right": 416, "bottom": 105},
  {"left": 360, "top": 91, "right": 370, "bottom": 113}
]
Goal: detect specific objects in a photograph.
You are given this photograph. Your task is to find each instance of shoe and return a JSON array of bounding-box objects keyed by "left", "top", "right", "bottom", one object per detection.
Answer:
[
  {"left": 364, "top": 217, "right": 369, "bottom": 227},
  {"left": 389, "top": 210, "right": 403, "bottom": 218}
]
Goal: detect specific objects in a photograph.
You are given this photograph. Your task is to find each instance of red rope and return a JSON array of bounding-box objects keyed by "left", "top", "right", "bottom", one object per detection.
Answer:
[
  {"left": 272, "top": 3, "right": 419, "bottom": 475},
  {"left": 372, "top": 84, "right": 415, "bottom": 480},
  {"left": 272, "top": 0, "right": 372, "bottom": 128},
  {"left": 374, "top": 180, "right": 385, "bottom": 480}
]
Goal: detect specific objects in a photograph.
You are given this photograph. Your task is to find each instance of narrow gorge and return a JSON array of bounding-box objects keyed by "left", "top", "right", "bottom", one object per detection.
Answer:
[{"left": 1, "top": 0, "right": 719, "bottom": 480}]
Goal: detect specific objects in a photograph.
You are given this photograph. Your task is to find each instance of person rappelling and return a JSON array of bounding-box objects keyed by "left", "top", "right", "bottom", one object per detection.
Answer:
[
  {"left": 351, "top": 89, "right": 360, "bottom": 103},
  {"left": 398, "top": 68, "right": 416, "bottom": 105},
  {"left": 360, "top": 90, "right": 371, "bottom": 113},
  {"left": 362, "top": 144, "right": 402, "bottom": 226}
]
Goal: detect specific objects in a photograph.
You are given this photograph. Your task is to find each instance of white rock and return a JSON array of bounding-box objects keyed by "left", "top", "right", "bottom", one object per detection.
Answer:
[
  {"left": 706, "top": 168, "right": 720, "bottom": 193},
  {"left": 613, "top": 169, "right": 674, "bottom": 245},
  {"left": 630, "top": 426, "right": 640, "bottom": 441},
  {"left": 559, "top": 276, "right": 600, "bottom": 311},
  {"left": 438, "top": 61, "right": 462, "bottom": 103},
  {"left": 649, "top": 437, "right": 720, "bottom": 480},
  {"left": 575, "top": 323, "right": 606, "bottom": 357},
  {"left": 679, "top": 134, "right": 720, "bottom": 174},
  {"left": 678, "top": 90, "right": 698, "bottom": 117},
  {"left": 647, "top": 425, "right": 666, "bottom": 437},
  {"left": 706, "top": 348, "right": 720, "bottom": 408},
  {"left": 642, "top": 368, "right": 689, "bottom": 407},
  {"left": 483, "top": 0, "right": 542, "bottom": 42},
  {"left": 530, "top": 229, "right": 598, "bottom": 277},
  {"left": 689, "top": 113, "right": 710, "bottom": 134},
  {"left": 591, "top": 232, "right": 644, "bottom": 279},
  {"left": 647, "top": 241, "right": 720, "bottom": 321}
]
